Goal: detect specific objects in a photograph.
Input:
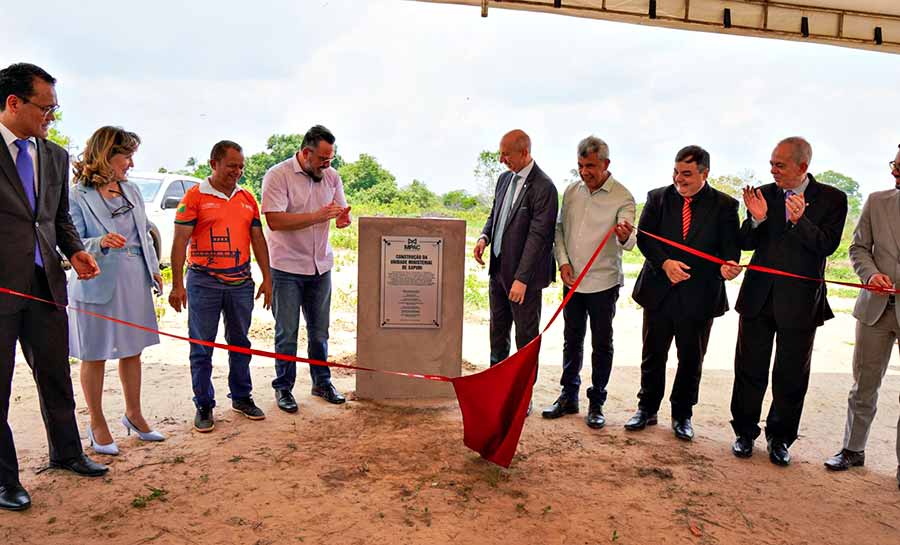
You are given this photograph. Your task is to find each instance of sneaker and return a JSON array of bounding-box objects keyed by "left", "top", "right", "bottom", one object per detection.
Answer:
[
  {"left": 232, "top": 397, "right": 266, "bottom": 420},
  {"left": 194, "top": 407, "right": 215, "bottom": 433}
]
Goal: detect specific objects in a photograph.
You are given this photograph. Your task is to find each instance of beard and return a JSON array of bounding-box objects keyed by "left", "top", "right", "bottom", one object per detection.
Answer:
[{"left": 302, "top": 164, "right": 323, "bottom": 182}]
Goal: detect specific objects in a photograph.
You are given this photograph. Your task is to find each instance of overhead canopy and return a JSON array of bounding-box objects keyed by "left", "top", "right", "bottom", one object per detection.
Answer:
[{"left": 414, "top": 1, "right": 900, "bottom": 55}]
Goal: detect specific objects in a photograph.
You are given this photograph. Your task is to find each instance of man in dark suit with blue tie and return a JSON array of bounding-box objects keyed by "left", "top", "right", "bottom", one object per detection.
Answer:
[
  {"left": 0, "top": 63, "right": 108, "bottom": 511},
  {"left": 473, "top": 130, "right": 558, "bottom": 412},
  {"left": 730, "top": 137, "right": 848, "bottom": 466}
]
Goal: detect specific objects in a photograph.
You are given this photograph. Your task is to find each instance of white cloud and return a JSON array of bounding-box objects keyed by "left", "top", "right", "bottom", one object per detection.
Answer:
[{"left": 2, "top": 0, "right": 898, "bottom": 199}]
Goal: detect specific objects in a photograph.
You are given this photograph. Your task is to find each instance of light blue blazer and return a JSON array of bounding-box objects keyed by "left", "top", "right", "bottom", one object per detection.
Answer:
[{"left": 68, "top": 181, "right": 160, "bottom": 304}]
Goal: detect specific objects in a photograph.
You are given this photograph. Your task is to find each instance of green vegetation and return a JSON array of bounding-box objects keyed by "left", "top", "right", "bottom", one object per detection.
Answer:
[
  {"left": 155, "top": 130, "right": 867, "bottom": 316},
  {"left": 131, "top": 487, "right": 167, "bottom": 509}
]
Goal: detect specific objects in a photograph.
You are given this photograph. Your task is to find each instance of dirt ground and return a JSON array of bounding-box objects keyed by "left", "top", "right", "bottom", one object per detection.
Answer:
[{"left": 2, "top": 277, "right": 900, "bottom": 544}]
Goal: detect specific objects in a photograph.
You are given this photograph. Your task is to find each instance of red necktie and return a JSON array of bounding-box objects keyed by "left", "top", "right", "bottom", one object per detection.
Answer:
[{"left": 682, "top": 196, "right": 692, "bottom": 240}]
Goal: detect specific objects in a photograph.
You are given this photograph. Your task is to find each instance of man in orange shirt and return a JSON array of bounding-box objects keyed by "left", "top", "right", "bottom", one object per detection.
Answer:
[{"left": 169, "top": 140, "right": 272, "bottom": 433}]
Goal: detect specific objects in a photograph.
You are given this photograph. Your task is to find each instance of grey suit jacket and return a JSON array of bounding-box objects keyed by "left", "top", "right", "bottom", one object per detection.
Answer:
[
  {"left": 0, "top": 137, "right": 83, "bottom": 313},
  {"left": 850, "top": 189, "right": 900, "bottom": 326}
]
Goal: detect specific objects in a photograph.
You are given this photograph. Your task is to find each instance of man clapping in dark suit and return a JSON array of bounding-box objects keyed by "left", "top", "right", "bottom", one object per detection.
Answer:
[
  {"left": 0, "top": 63, "right": 107, "bottom": 512},
  {"left": 627, "top": 145, "right": 741, "bottom": 441},
  {"left": 473, "top": 130, "right": 558, "bottom": 413},
  {"left": 730, "top": 137, "right": 848, "bottom": 466}
]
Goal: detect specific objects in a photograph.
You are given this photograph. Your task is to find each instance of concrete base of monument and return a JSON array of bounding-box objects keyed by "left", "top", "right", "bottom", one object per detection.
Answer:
[{"left": 355, "top": 216, "right": 466, "bottom": 399}]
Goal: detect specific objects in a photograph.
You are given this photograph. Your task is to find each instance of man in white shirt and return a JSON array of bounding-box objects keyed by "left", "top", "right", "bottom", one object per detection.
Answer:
[
  {"left": 542, "top": 136, "right": 635, "bottom": 429},
  {"left": 261, "top": 125, "right": 351, "bottom": 413}
]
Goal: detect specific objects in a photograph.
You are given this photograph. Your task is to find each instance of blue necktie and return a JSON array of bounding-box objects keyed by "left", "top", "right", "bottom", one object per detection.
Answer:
[
  {"left": 14, "top": 139, "right": 43, "bottom": 267},
  {"left": 493, "top": 174, "right": 520, "bottom": 257},
  {"left": 784, "top": 189, "right": 794, "bottom": 221}
]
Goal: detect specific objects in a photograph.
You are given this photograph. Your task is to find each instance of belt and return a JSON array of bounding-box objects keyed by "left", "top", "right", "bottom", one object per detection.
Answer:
[{"left": 107, "top": 246, "right": 143, "bottom": 257}]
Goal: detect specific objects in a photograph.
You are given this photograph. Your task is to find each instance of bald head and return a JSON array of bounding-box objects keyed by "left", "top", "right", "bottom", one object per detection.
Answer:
[{"left": 499, "top": 129, "right": 532, "bottom": 173}]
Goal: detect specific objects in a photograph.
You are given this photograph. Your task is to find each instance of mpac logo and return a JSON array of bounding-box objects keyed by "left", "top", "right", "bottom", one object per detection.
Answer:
[{"left": 404, "top": 238, "right": 421, "bottom": 251}]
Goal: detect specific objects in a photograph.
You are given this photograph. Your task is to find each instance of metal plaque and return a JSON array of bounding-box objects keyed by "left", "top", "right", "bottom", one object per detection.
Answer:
[{"left": 380, "top": 236, "right": 442, "bottom": 328}]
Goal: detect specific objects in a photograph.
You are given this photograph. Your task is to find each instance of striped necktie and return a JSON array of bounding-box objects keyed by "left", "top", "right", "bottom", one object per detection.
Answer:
[{"left": 681, "top": 196, "right": 692, "bottom": 240}]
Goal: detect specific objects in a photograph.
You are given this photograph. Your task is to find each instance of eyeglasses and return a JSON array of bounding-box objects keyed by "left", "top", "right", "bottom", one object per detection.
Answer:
[
  {"left": 108, "top": 189, "right": 135, "bottom": 217},
  {"left": 891, "top": 161, "right": 899, "bottom": 171},
  {"left": 16, "top": 96, "right": 60, "bottom": 118}
]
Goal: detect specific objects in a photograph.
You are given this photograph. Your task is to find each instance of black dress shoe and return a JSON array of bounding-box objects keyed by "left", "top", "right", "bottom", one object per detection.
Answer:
[
  {"left": 824, "top": 449, "right": 865, "bottom": 471},
  {"left": 732, "top": 435, "right": 754, "bottom": 458},
  {"left": 624, "top": 409, "right": 657, "bottom": 431},
  {"left": 311, "top": 383, "right": 346, "bottom": 405},
  {"left": 585, "top": 403, "right": 605, "bottom": 429},
  {"left": 49, "top": 453, "right": 108, "bottom": 477},
  {"left": 0, "top": 482, "right": 31, "bottom": 511},
  {"left": 275, "top": 389, "right": 298, "bottom": 413},
  {"left": 672, "top": 417, "right": 694, "bottom": 441},
  {"left": 541, "top": 396, "right": 579, "bottom": 419},
  {"left": 767, "top": 439, "right": 791, "bottom": 466}
]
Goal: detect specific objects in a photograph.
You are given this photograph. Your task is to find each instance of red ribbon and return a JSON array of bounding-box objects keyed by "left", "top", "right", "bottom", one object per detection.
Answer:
[
  {"left": 0, "top": 286, "right": 452, "bottom": 382},
  {"left": 453, "top": 226, "right": 616, "bottom": 467},
  {"left": 638, "top": 229, "right": 899, "bottom": 295},
  {"left": 8, "top": 221, "right": 876, "bottom": 468}
]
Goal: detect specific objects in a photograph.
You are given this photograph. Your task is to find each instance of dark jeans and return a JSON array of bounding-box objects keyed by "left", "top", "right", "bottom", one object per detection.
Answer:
[
  {"left": 559, "top": 285, "right": 619, "bottom": 405},
  {"left": 638, "top": 295, "right": 713, "bottom": 419},
  {"left": 731, "top": 293, "right": 816, "bottom": 446},
  {"left": 186, "top": 271, "right": 254, "bottom": 409},
  {"left": 271, "top": 268, "right": 332, "bottom": 391},
  {"left": 0, "top": 266, "right": 82, "bottom": 485},
  {"left": 488, "top": 275, "right": 542, "bottom": 380}
]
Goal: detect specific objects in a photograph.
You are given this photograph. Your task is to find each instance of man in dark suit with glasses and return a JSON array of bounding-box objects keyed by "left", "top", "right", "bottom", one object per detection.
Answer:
[{"left": 0, "top": 62, "right": 108, "bottom": 512}]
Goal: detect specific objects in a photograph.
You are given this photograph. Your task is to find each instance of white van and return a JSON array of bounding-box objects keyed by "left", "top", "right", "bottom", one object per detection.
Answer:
[{"left": 126, "top": 172, "right": 204, "bottom": 266}]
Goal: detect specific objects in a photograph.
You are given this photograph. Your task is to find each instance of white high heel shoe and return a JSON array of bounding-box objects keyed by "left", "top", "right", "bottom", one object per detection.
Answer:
[
  {"left": 122, "top": 415, "right": 165, "bottom": 442},
  {"left": 88, "top": 427, "right": 119, "bottom": 456}
]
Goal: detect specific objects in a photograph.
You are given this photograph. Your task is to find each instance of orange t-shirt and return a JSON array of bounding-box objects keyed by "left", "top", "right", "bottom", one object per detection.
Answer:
[{"left": 175, "top": 184, "right": 262, "bottom": 285}]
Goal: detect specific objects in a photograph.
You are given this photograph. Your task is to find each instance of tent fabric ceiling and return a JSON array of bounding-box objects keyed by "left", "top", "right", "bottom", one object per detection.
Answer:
[{"left": 414, "top": 1, "right": 900, "bottom": 55}]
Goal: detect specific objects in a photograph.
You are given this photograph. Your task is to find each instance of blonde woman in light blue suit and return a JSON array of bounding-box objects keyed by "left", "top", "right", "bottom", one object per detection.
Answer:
[{"left": 69, "top": 126, "right": 164, "bottom": 455}]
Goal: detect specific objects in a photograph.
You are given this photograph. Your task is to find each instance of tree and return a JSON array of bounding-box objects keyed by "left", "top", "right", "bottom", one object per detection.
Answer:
[
  {"left": 339, "top": 153, "right": 396, "bottom": 196},
  {"left": 399, "top": 179, "right": 438, "bottom": 208},
  {"left": 816, "top": 170, "right": 862, "bottom": 217},
  {"left": 240, "top": 133, "right": 346, "bottom": 200},
  {"left": 443, "top": 189, "right": 480, "bottom": 210},
  {"left": 473, "top": 150, "right": 502, "bottom": 204},
  {"left": 354, "top": 178, "right": 401, "bottom": 205},
  {"left": 176, "top": 156, "right": 212, "bottom": 180},
  {"left": 46, "top": 112, "right": 71, "bottom": 150},
  {"left": 708, "top": 174, "right": 744, "bottom": 200}
]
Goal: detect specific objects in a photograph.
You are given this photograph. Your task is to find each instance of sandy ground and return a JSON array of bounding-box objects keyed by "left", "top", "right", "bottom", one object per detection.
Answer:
[{"left": 3, "top": 274, "right": 900, "bottom": 544}]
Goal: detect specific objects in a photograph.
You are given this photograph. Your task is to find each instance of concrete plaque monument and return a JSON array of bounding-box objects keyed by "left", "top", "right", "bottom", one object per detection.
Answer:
[
  {"left": 356, "top": 217, "right": 465, "bottom": 399},
  {"left": 380, "top": 236, "right": 442, "bottom": 328}
]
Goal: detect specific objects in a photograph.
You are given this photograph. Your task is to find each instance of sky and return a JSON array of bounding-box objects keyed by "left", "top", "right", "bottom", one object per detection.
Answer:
[{"left": 3, "top": 0, "right": 899, "bottom": 200}]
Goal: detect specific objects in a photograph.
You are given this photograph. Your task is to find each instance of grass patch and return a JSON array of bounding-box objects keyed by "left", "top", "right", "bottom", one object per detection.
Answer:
[{"left": 131, "top": 487, "right": 168, "bottom": 508}]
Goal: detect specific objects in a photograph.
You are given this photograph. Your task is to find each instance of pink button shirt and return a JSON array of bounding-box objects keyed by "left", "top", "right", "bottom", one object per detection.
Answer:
[{"left": 261, "top": 154, "right": 348, "bottom": 275}]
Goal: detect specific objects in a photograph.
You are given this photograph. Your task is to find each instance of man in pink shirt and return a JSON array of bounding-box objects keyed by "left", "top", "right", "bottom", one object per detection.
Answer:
[{"left": 261, "top": 125, "right": 351, "bottom": 412}]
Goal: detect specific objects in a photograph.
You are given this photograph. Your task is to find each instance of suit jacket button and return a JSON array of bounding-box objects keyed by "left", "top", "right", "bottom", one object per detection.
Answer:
[{"left": 34, "top": 221, "right": 39, "bottom": 227}]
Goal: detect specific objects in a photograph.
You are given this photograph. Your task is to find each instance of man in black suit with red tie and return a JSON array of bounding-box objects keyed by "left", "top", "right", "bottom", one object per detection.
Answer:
[
  {"left": 627, "top": 145, "right": 741, "bottom": 440},
  {"left": 730, "top": 137, "right": 848, "bottom": 466},
  {"left": 0, "top": 63, "right": 107, "bottom": 512}
]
